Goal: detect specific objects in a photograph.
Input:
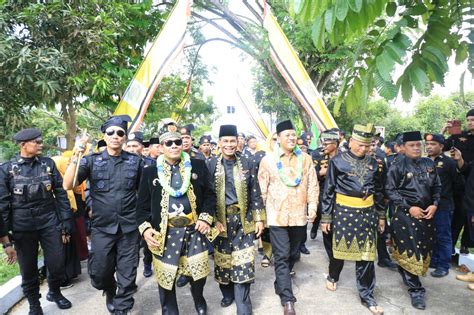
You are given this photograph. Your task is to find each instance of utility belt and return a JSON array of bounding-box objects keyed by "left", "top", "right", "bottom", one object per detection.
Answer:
[
  {"left": 226, "top": 204, "right": 240, "bottom": 215},
  {"left": 335, "top": 193, "right": 374, "bottom": 208},
  {"left": 167, "top": 212, "right": 195, "bottom": 228}
]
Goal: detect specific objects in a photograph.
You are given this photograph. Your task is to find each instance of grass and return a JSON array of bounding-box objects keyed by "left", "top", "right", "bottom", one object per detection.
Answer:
[{"left": 0, "top": 252, "right": 20, "bottom": 286}]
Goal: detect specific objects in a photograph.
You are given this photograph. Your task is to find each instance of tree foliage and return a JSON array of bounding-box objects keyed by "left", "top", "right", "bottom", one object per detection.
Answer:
[{"left": 291, "top": 0, "right": 473, "bottom": 115}]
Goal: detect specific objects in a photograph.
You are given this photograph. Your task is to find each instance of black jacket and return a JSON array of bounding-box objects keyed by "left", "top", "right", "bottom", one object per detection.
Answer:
[
  {"left": 0, "top": 155, "right": 72, "bottom": 232},
  {"left": 321, "top": 151, "right": 385, "bottom": 220},
  {"left": 77, "top": 150, "right": 142, "bottom": 234},
  {"left": 136, "top": 158, "right": 216, "bottom": 233},
  {"left": 385, "top": 155, "right": 441, "bottom": 211}
]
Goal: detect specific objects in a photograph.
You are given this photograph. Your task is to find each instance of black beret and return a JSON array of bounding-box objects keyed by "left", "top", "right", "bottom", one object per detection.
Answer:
[
  {"left": 301, "top": 131, "right": 313, "bottom": 139},
  {"left": 127, "top": 131, "right": 144, "bottom": 144},
  {"left": 297, "top": 137, "right": 308, "bottom": 147},
  {"left": 97, "top": 139, "right": 107, "bottom": 149},
  {"left": 402, "top": 131, "right": 422, "bottom": 143},
  {"left": 199, "top": 135, "right": 212, "bottom": 145},
  {"left": 276, "top": 120, "right": 295, "bottom": 134},
  {"left": 424, "top": 133, "right": 445, "bottom": 144},
  {"left": 13, "top": 128, "right": 42, "bottom": 142},
  {"left": 385, "top": 141, "right": 396, "bottom": 152},
  {"left": 180, "top": 124, "right": 195, "bottom": 136},
  {"left": 467, "top": 108, "right": 474, "bottom": 118},
  {"left": 143, "top": 140, "right": 150, "bottom": 148},
  {"left": 394, "top": 133, "right": 403, "bottom": 145},
  {"left": 149, "top": 137, "right": 160, "bottom": 145},
  {"left": 219, "top": 125, "right": 238, "bottom": 138},
  {"left": 100, "top": 115, "right": 131, "bottom": 133}
]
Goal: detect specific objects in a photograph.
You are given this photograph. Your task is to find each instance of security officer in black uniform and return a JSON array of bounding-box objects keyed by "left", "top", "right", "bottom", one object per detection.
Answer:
[
  {"left": 0, "top": 128, "right": 73, "bottom": 314},
  {"left": 442, "top": 109, "right": 474, "bottom": 254},
  {"left": 63, "top": 116, "right": 143, "bottom": 315},
  {"left": 180, "top": 123, "right": 206, "bottom": 160}
]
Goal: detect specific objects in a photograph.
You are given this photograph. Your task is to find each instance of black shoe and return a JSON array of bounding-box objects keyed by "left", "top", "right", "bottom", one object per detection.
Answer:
[
  {"left": 310, "top": 230, "right": 317, "bottom": 240},
  {"left": 378, "top": 259, "right": 397, "bottom": 270},
  {"left": 196, "top": 303, "right": 207, "bottom": 315},
  {"left": 143, "top": 263, "right": 153, "bottom": 278},
  {"left": 176, "top": 275, "right": 190, "bottom": 287},
  {"left": 460, "top": 246, "right": 469, "bottom": 254},
  {"left": 411, "top": 296, "right": 426, "bottom": 310},
  {"left": 114, "top": 310, "right": 130, "bottom": 315},
  {"left": 290, "top": 269, "right": 296, "bottom": 277},
  {"left": 104, "top": 287, "right": 116, "bottom": 313},
  {"left": 430, "top": 268, "right": 449, "bottom": 278},
  {"left": 28, "top": 304, "right": 43, "bottom": 315},
  {"left": 60, "top": 280, "right": 74, "bottom": 289},
  {"left": 220, "top": 297, "right": 234, "bottom": 307},
  {"left": 300, "top": 245, "right": 310, "bottom": 255},
  {"left": 46, "top": 291, "right": 72, "bottom": 309}
]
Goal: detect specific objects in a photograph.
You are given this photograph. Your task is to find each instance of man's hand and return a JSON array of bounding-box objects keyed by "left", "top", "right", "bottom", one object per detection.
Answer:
[
  {"left": 143, "top": 228, "right": 161, "bottom": 248},
  {"left": 73, "top": 134, "right": 89, "bottom": 156},
  {"left": 321, "top": 223, "right": 331, "bottom": 234},
  {"left": 440, "top": 122, "right": 452, "bottom": 134},
  {"left": 215, "top": 222, "right": 226, "bottom": 233},
  {"left": 61, "top": 233, "right": 71, "bottom": 244},
  {"left": 307, "top": 209, "right": 317, "bottom": 223},
  {"left": 378, "top": 219, "right": 385, "bottom": 234},
  {"left": 195, "top": 220, "right": 211, "bottom": 234},
  {"left": 409, "top": 206, "right": 425, "bottom": 219},
  {"left": 255, "top": 222, "right": 264, "bottom": 238},
  {"left": 423, "top": 205, "right": 437, "bottom": 220},
  {"left": 319, "top": 167, "right": 328, "bottom": 177},
  {"left": 4, "top": 246, "right": 17, "bottom": 265}
]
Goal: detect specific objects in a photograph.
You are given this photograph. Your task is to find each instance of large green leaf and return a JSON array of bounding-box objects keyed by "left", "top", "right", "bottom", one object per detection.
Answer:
[
  {"left": 408, "top": 66, "right": 431, "bottom": 94},
  {"left": 455, "top": 42, "right": 469, "bottom": 65},
  {"left": 325, "top": 7, "right": 336, "bottom": 33},
  {"left": 422, "top": 46, "right": 448, "bottom": 72},
  {"left": 386, "top": 2, "right": 396, "bottom": 17},
  {"left": 311, "top": 16, "right": 325, "bottom": 50},
  {"left": 385, "top": 42, "right": 405, "bottom": 64},
  {"left": 374, "top": 71, "right": 397, "bottom": 100},
  {"left": 424, "top": 59, "right": 445, "bottom": 85},
  {"left": 398, "top": 75, "right": 412, "bottom": 102},
  {"left": 404, "top": 4, "right": 428, "bottom": 16},
  {"left": 376, "top": 51, "right": 396, "bottom": 81},
  {"left": 348, "top": 0, "right": 363, "bottom": 13},
  {"left": 335, "top": 0, "right": 349, "bottom": 21}
]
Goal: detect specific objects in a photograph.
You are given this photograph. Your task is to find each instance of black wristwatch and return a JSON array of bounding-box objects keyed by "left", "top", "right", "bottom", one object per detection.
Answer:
[{"left": 2, "top": 242, "right": 12, "bottom": 249}]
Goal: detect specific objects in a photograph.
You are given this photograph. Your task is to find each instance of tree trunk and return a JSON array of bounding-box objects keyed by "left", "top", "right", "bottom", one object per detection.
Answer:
[{"left": 62, "top": 102, "right": 77, "bottom": 150}]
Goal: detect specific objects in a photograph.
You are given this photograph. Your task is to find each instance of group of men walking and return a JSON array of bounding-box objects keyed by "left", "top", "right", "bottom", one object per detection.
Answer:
[{"left": 1, "top": 109, "right": 474, "bottom": 315}]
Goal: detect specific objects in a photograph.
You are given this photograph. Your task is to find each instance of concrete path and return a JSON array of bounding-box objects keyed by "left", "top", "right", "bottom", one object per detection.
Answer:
[{"left": 8, "top": 231, "right": 474, "bottom": 314}]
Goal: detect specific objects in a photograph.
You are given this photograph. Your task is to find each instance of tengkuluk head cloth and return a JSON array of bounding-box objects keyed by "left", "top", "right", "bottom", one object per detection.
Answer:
[
  {"left": 100, "top": 115, "right": 131, "bottom": 133},
  {"left": 13, "top": 128, "right": 42, "bottom": 142},
  {"left": 352, "top": 123, "right": 375, "bottom": 144},
  {"left": 402, "top": 131, "right": 422, "bottom": 143},
  {"left": 127, "top": 131, "right": 144, "bottom": 144},
  {"left": 424, "top": 133, "right": 445, "bottom": 145},
  {"left": 320, "top": 129, "right": 340, "bottom": 142},
  {"left": 276, "top": 120, "right": 295, "bottom": 134},
  {"left": 219, "top": 125, "right": 238, "bottom": 138},
  {"left": 158, "top": 118, "right": 181, "bottom": 143}
]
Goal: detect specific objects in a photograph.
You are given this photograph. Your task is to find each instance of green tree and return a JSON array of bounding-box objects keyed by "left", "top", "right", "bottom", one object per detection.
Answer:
[{"left": 290, "top": 0, "right": 473, "bottom": 115}]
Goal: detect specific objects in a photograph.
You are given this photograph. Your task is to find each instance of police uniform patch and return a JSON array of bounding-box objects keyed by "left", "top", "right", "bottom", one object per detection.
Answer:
[
  {"left": 129, "top": 133, "right": 136, "bottom": 140},
  {"left": 459, "top": 137, "right": 467, "bottom": 142},
  {"left": 437, "top": 161, "right": 443, "bottom": 168}
]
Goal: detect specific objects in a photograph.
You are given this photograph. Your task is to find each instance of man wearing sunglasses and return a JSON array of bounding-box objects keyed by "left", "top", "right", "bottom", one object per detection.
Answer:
[
  {"left": 206, "top": 125, "right": 265, "bottom": 314},
  {"left": 137, "top": 118, "right": 216, "bottom": 315},
  {"left": 0, "top": 128, "right": 74, "bottom": 314},
  {"left": 63, "top": 115, "right": 143, "bottom": 315}
]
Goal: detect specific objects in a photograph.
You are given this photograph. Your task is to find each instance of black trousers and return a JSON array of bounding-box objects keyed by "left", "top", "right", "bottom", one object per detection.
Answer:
[
  {"left": 14, "top": 227, "right": 65, "bottom": 300},
  {"left": 270, "top": 225, "right": 306, "bottom": 304},
  {"left": 376, "top": 227, "right": 391, "bottom": 262},
  {"left": 88, "top": 228, "right": 139, "bottom": 311},
  {"left": 310, "top": 204, "right": 323, "bottom": 237},
  {"left": 141, "top": 239, "right": 152, "bottom": 265},
  {"left": 328, "top": 258, "right": 377, "bottom": 305},
  {"left": 159, "top": 277, "right": 206, "bottom": 315},
  {"left": 220, "top": 282, "right": 252, "bottom": 315},
  {"left": 397, "top": 266, "right": 425, "bottom": 299}
]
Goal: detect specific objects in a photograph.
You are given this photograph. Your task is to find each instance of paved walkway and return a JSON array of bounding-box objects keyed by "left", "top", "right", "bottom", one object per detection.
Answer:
[{"left": 9, "top": 231, "right": 474, "bottom": 314}]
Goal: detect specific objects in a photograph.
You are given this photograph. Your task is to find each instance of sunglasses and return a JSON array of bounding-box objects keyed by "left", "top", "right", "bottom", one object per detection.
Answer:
[
  {"left": 105, "top": 129, "right": 125, "bottom": 137},
  {"left": 163, "top": 139, "right": 183, "bottom": 147}
]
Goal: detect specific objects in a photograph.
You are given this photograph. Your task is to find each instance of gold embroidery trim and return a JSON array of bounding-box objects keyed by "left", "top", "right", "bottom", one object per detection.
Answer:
[
  {"left": 152, "top": 258, "right": 178, "bottom": 290},
  {"left": 215, "top": 246, "right": 256, "bottom": 269},
  {"left": 198, "top": 212, "right": 213, "bottom": 225},
  {"left": 138, "top": 221, "right": 152, "bottom": 236},
  {"left": 392, "top": 249, "right": 431, "bottom": 276},
  {"left": 332, "top": 235, "right": 376, "bottom": 261}
]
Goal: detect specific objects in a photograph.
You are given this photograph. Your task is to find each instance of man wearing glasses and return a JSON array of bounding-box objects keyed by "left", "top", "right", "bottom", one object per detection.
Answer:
[
  {"left": 136, "top": 118, "right": 216, "bottom": 315},
  {"left": 63, "top": 115, "right": 143, "bottom": 315},
  {"left": 0, "top": 128, "right": 74, "bottom": 314}
]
